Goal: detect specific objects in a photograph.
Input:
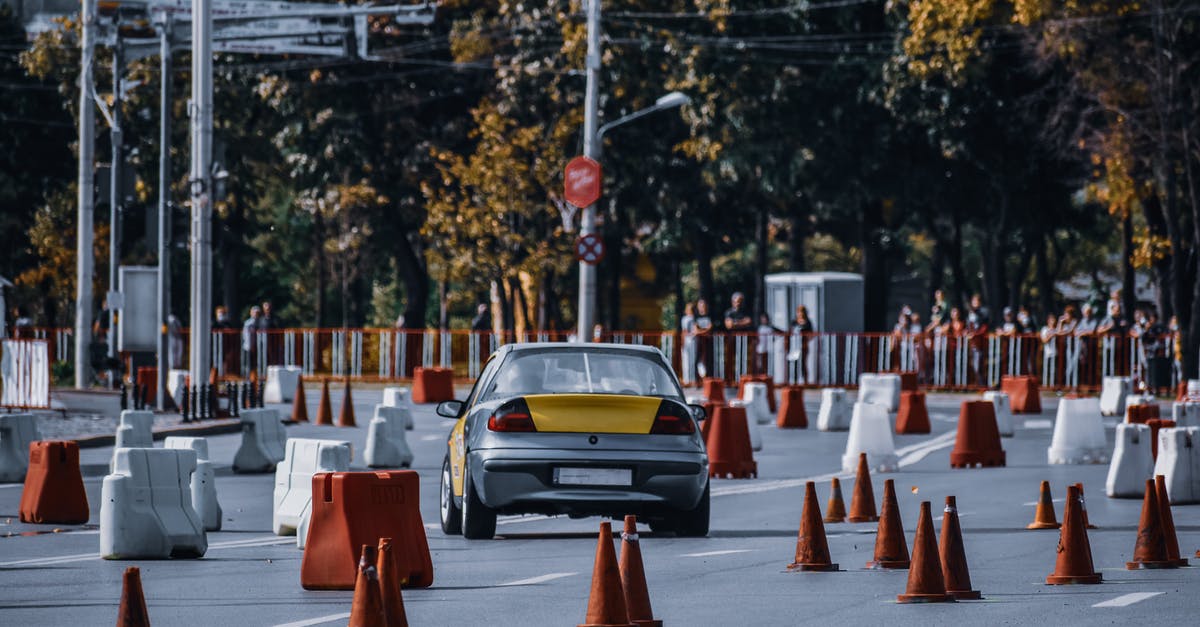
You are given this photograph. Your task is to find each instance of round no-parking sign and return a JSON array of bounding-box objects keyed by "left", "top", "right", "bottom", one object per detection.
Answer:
[{"left": 575, "top": 234, "right": 605, "bottom": 265}]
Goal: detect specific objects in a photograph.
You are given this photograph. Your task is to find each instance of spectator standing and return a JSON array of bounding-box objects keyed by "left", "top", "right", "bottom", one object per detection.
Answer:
[
  {"left": 13, "top": 307, "right": 33, "bottom": 339},
  {"left": 755, "top": 313, "right": 780, "bottom": 375},
  {"left": 966, "top": 303, "right": 989, "bottom": 385},
  {"left": 213, "top": 305, "right": 236, "bottom": 376},
  {"left": 968, "top": 293, "right": 990, "bottom": 328},
  {"left": 1040, "top": 313, "right": 1059, "bottom": 385},
  {"left": 1097, "top": 302, "right": 1126, "bottom": 336},
  {"left": 1141, "top": 311, "right": 1169, "bottom": 393},
  {"left": 242, "top": 306, "right": 261, "bottom": 377},
  {"left": 680, "top": 303, "right": 697, "bottom": 385},
  {"left": 1075, "top": 303, "right": 1100, "bottom": 386},
  {"left": 167, "top": 314, "right": 184, "bottom": 370},
  {"left": 930, "top": 290, "right": 948, "bottom": 328},
  {"left": 1017, "top": 307, "right": 1034, "bottom": 333},
  {"left": 694, "top": 299, "right": 714, "bottom": 378},
  {"left": 788, "top": 305, "right": 814, "bottom": 384},
  {"left": 724, "top": 292, "right": 754, "bottom": 376},
  {"left": 471, "top": 303, "right": 492, "bottom": 368},
  {"left": 470, "top": 303, "right": 491, "bottom": 332},
  {"left": 258, "top": 301, "right": 278, "bottom": 365}
]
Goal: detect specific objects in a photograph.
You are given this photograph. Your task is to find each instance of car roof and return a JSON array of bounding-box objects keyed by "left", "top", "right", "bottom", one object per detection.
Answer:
[{"left": 497, "top": 342, "right": 664, "bottom": 356}]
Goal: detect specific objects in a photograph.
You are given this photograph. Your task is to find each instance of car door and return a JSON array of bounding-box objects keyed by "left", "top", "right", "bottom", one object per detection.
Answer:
[{"left": 449, "top": 354, "right": 502, "bottom": 498}]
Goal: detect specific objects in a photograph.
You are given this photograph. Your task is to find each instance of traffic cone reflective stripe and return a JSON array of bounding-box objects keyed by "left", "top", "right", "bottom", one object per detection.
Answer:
[
  {"left": 291, "top": 377, "right": 309, "bottom": 422},
  {"left": 579, "top": 521, "right": 634, "bottom": 627},
  {"left": 939, "top": 496, "right": 980, "bottom": 600},
  {"left": 1075, "top": 482, "right": 1097, "bottom": 529},
  {"left": 338, "top": 380, "right": 357, "bottom": 427},
  {"left": 867, "top": 479, "right": 909, "bottom": 569},
  {"left": 315, "top": 379, "right": 333, "bottom": 426},
  {"left": 1126, "top": 479, "right": 1177, "bottom": 569},
  {"left": 788, "top": 481, "right": 840, "bottom": 572},
  {"left": 116, "top": 566, "right": 151, "bottom": 627},
  {"left": 1154, "top": 475, "right": 1188, "bottom": 567},
  {"left": 349, "top": 545, "right": 386, "bottom": 627},
  {"left": 618, "top": 516, "right": 661, "bottom": 627},
  {"left": 377, "top": 538, "right": 409, "bottom": 627},
  {"left": 1027, "top": 481, "right": 1060, "bottom": 530},
  {"left": 1045, "top": 484, "right": 1102, "bottom": 584},
  {"left": 897, "top": 502, "right": 953, "bottom": 603},
  {"left": 824, "top": 477, "right": 846, "bottom": 523},
  {"left": 847, "top": 453, "right": 878, "bottom": 523}
]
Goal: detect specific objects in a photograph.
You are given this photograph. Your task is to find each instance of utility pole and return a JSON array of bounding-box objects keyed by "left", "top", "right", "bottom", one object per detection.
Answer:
[
  {"left": 576, "top": 0, "right": 601, "bottom": 342},
  {"left": 74, "top": 0, "right": 96, "bottom": 389},
  {"left": 188, "top": 0, "right": 213, "bottom": 387},
  {"left": 156, "top": 15, "right": 173, "bottom": 410},
  {"left": 108, "top": 34, "right": 123, "bottom": 361}
]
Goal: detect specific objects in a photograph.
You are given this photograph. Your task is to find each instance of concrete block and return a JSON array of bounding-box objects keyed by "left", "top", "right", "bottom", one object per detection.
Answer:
[
  {"left": 1099, "top": 376, "right": 1131, "bottom": 417},
  {"left": 111, "top": 410, "right": 154, "bottom": 472},
  {"left": 1153, "top": 427, "right": 1198, "bottom": 504},
  {"left": 100, "top": 448, "right": 207, "bottom": 559},
  {"left": 1105, "top": 423, "right": 1153, "bottom": 498},
  {"left": 982, "top": 391, "right": 1015, "bottom": 437},
  {"left": 0, "top": 413, "right": 39, "bottom": 483},
  {"left": 1172, "top": 401, "right": 1200, "bottom": 428},
  {"left": 272, "top": 438, "right": 351, "bottom": 542},
  {"left": 232, "top": 408, "right": 287, "bottom": 473},
  {"left": 817, "top": 388, "right": 850, "bottom": 432},
  {"left": 842, "top": 402, "right": 898, "bottom": 473},
  {"left": 1047, "top": 398, "right": 1109, "bottom": 464},
  {"left": 858, "top": 373, "right": 901, "bottom": 412},
  {"left": 164, "top": 436, "right": 222, "bottom": 531},
  {"left": 740, "top": 382, "right": 773, "bottom": 425},
  {"left": 364, "top": 405, "right": 414, "bottom": 468},
  {"left": 264, "top": 365, "right": 303, "bottom": 404}
]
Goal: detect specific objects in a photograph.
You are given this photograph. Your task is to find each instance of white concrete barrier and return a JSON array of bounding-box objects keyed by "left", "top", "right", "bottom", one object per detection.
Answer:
[
  {"left": 164, "top": 436, "right": 222, "bottom": 531},
  {"left": 1188, "top": 379, "right": 1200, "bottom": 398},
  {"left": 381, "top": 387, "right": 415, "bottom": 430},
  {"left": 740, "top": 382, "right": 773, "bottom": 425},
  {"left": 273, "top": 438, "right": 351, "bottom": 542},
  {"left": 1047, "top": 398, "right": 1109, "bottom": 465},
  {"left": 729, "top": 400, "right": 763, "bottom": 451},
  {"left": 1126, "top": 394, "right": 1157, "bottom": 409},
  {"left": 842, "top": 402, "right": 899, "bottom": 473},
  {"left": 111, "top": 410, "right": 155, "bottom": 472},
  {"left": 232, "top": 408, "right": 287, "bottom": 473},
  {"left": 1099, "top": 376, "right": 1131, "bottom": 417},
  {"left": 1153, "top": 427, "right": 1198, "bottom": 504},
  {"left": 982, "top": 391, "right": 1015, "bottom": 437},
  {"left": 264, "top": 365, "right": 303, "bottom": 404},
  {"left": 364, "top": 405, "right": 414, "bottom": 468},
  {"left": 857, "top": 374, "right": 901, "bottom": 412},
  {"left": 100, "top": 447, "right": 207, "bottom": 559},
  {"left": 1105, "top": 423, "right": 1152, "bottom": 498},
  {"left": 0, "top": 413, "right": 39, "bottom": 483},
  {"left": 167, "top": 369, "right": 189, "bottom": 408},
  {"left": 817, "top": 388, "right": 851, "bottom": 432},
  {"left": 1172, "top": 401, "right": 1200, "bottom": 428}
]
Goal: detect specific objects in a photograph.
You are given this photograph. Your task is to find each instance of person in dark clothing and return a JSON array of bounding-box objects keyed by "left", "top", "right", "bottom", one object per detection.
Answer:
[
  {"left": 470, "top": 303, "right": 492, "bottom": 332},
  {"left": 723, "top": 292, "right": 753, "bottom": 332}
]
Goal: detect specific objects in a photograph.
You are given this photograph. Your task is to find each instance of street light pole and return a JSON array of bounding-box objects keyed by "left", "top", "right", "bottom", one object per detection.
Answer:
[
  {"left": 156, "top": 16, "right": 173, "bottom": 410},
  {"left": 74, "top": 0, "right": 96, "bottom": 388},
  {"left": 188, "top": 0, "right": 213, "bottom": 388},
  {"left": 576, "top": 0, "right": 602, "bottom": 342}
]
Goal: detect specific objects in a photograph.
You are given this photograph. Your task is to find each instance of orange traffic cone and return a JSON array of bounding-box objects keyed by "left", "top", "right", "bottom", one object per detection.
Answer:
[
  {"left": 1045, "top": 484, "right": 1102, "bottom": 584},
  {"left": 847, "top": 453, "right": 879, "bottom": 523},
  {"left": 291, "top": 377, "right": 309, "bottom": 422},
  {"left": 788, "top": 481, "right": 840, "bottom": 572},
  {"left": 824, "top": 477, "right": 847, "bottom": 524},
  {"left": 1075, "top": 482, "right": 1097, "bottom": 529},
  {"left": 1126, "top": 479, "right": 1177, "bottom": 569},
  {"left": 702, "top": 378, "right": 725, "bottom": 403},
  {"left": 580, "top": 521, "right": 633, "bottom": 627},
  {"left": 377, "top": 538, "right": 409, "bottom": 627},
  {"left": 867, "top": 479, "right": 910, "bottom": 569},
  {"left": 116, "top": 566, "right": 151, "bottom": 627},
  {"left": 338, "top": 379, "right": 357, "bottom": 427},
  {"left": 939, "top": 496, "right": 980, "bottom": 600},
  {"left": 897, "top": 501, "right": 954, "bottom": 603},
  {"left": 1155, "top": 475, "right": 1188, "bottom": 567},
  {"left": 315, "top": 379, "right": 333, "bottom": 426},
  {"left": 1027, "top": 481, "right": 1061, "bottom": 530},
  {"left": 349, "top": 545, "right": 385, "bottom": 627},
  {"left": 618, "top": 516, "right": 661, "bottom": 627}
]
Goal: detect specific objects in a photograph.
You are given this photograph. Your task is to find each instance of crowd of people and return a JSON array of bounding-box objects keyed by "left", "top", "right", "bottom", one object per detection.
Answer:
[{"left": 679, "top": 292, "right": 816, "bottom": 384}]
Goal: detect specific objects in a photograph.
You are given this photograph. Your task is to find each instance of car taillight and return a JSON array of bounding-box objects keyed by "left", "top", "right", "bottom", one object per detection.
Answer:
[
  {"left": 650, "top": 400, "right": 696, "bottom": 435},
  {"left": 487, "top": 399, "right": 537, "bottom": 432}
]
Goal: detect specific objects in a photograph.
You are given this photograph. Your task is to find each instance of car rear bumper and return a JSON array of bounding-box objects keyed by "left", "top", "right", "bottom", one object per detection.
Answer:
[{"left": 470, "top": 448, "right": 708, "bottom": 515}]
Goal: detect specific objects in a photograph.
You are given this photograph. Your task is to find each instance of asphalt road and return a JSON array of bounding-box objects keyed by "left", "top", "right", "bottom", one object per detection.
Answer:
[{"left": 1, "top": 387, "right": 1197, "bottom": 626}]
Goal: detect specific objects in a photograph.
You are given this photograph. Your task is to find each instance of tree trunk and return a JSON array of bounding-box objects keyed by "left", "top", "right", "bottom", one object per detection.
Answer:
[
  {"left": 1035, "top": 234, "right": 1053, "bottom": 318},
  {"left": 605, "top": 210, "right": 623, "bottom": 332},
  {"left": 948, "top": 213, "right": 969, "bottom": 309},
  {"left": 437, "top": 279, "right": 448, "bottom": 330},
  {"left": 393, "top": 230, "right": 427, "bottom": 329},
  {"left": 788, "top": 213, "right": 806, "bottom": 271},
  {"left": 1009, "top": 242, "right": 1031, "bottom": 310},
  {"left": 313, "top": 210, "right": 325, "bottom": 327},
  {"left": 754, "top": 209, "right": 768, "bottom": 316},
  {"left": 694, "top": 225, "right": 715, "bottom": 310},
  {"left": 928, "top": 233, "right": 945, "bottom": 302},
  {"left": 1121, "top": 212, "right": 1137, "bottom": 318},
  {"left": 673, "top": 256, "right": 684, "bottom": 329},
  {"left": 861, "top": 200, "right": 889, "bottom": 332}
]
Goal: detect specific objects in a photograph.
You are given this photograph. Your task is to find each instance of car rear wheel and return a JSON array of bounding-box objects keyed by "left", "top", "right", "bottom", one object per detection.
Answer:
[
  {"left": 461, "top": 457, "right": 497, "bottom": 540},
  {"left": 660, "top": 482, "right": 710, "bottom": 537},
  {"left": 439, "top": 457, "right": 462, "bottom": 535}
]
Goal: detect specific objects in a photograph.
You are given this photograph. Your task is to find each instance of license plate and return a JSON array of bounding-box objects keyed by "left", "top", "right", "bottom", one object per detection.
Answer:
[{"left": 554, "top": 467, "right": 632, "bottom": 486}]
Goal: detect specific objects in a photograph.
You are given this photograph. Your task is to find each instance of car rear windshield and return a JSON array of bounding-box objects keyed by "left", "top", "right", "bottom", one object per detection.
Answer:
[{"left": 483, "top": 349, "right": 682, "bottom": 401}]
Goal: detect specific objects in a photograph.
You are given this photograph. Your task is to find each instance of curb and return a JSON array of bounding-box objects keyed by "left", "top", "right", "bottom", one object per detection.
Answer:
[{"left": 74, "top": 420, "right": 244, "bottom": 449}]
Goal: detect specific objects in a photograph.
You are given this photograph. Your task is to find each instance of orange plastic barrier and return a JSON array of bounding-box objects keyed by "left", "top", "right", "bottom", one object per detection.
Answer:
[
  {"left": 1145, "top": 419, "right": 1175, "bottom": 460},
  {"left": 776, "top": 387, "right": 808, "bottom": 429},
  {"left": 701, "top": 378, "right": 725, "bottom": 404},
  {"left": 1126, "top": 404, "right": 1160, "bottom": 424},
  {"left": 949, "top": 401, "right": 1006, "bottom": 468},
  {"left": 301, "top": 471, "right": 433, "bottom": 590},
  {"left": 889, "top": 371, "right": 919, "bottom": 392},
  {"left": 1001, "top": 376, "right": 1042, "bottom": 414},
  {"left": 411, "top": 368, "right": 454, "bottom": 404},
  {"left": 738, "top": 374, "right": 776, "bottom": 412},
  {"left": 19, "top": 440, "right": 89, "bottom": 524},
  {"left": 895, "top": 391, "right": 930, "bottom": 434}
]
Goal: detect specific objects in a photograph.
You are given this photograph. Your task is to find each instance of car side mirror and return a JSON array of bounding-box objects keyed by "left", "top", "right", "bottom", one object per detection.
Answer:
[
  {"left": 436, "top": 400, "right": 464, "bottom": 418},
  {"left": 688, "top": 403, "right": 707, "bottom": 421}
]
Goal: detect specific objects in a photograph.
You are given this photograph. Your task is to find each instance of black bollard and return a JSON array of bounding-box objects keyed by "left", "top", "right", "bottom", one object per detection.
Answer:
[
  {"left": 119, "top": 383, "right": 128, "bottom": 410},
  {"left": 231, "top": 383, "right": 240, "bottom": 418},
  {"left": 181, "top": 386, "right": 190, "bottom": 422},
  {"left": 210, "top": 384, "right": 219, "bottom": 419},
  {"left": 190, "top": 385, "right": 199, "bottom": 421},
  {"left": 256, "top": 380, "right": 264, "bottom": 408}
]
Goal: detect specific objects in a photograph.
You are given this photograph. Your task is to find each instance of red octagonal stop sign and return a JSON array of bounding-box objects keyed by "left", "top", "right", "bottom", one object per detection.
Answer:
[{"left": 564, "top": 156, "right": 602, "bottom": 208}]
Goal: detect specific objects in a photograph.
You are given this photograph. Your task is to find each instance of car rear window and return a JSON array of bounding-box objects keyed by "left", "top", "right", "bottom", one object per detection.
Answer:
[{"left": 483, "top": 349, "right": 682, "bottom": 401}]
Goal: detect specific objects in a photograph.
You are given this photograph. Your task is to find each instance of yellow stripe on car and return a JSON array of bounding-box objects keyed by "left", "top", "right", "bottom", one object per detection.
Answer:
[{"left": 524, "top": 394, "right": 660, "bottom": 434}]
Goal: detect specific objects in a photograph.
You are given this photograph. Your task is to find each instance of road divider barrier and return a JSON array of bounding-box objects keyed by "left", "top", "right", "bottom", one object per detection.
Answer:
[
  {"left": 619, "top": 515, "right": 662, "bottom": 626},
  {"left": 776, "top": 386, "right": 808, "bottom": 429},
  {"left": 817, "top": 388, "right": 850, "bottom": 431},
  {"left": 272, "top": 438, "right": 352, "bottom": 544},
  {"left": 1125, "top": 479, "right": 1177, "bottom": 570},
  {"left": 264, "top": 365, "right": 303, "bottom": 404},
  {"left": 100, "top": 447, "right": 207, "bottom": 559},
  {"left": 739, "top": 374, "right": 776, "bottom": 413},
  {"left": 857, "top": 373, "right": 901, "bottom": 412},
  {"left": 728, "top": 399, "right": 763, "bottom": 452},
  {"left": 847, "top": 453, "right": 879, "bottom": 523},
  {"left": 382, "top": 387, "right": 415, "bottom": 430},
  {"left": 164, "top": 436, "right": 222, "bottom": 531},
  {"left": 940, "top": 496, "right": 981, "bottom": 600},
  {"left": 842, "top": 402, "right": 898, "bottom": 473},
  {"left": 364, "top": 405, "right": 414, "bottom": 469},
  {"left": 110, "top": 410, "right": 153, "bottom": 472},
  {"left": 233, "top": 408, "right": 287, "bottom": 473},
  {"left": 412, "top": 367, "right": 454, "bottom": 404},
  {"left": 1153, "top": 427, "right": 1198, "bottom": 504},
  {"left": 738, "top": 382, "right": 773, "bottom": 425},
  {"left": 300, "top": 470, "right": 433, "bottom": 589},
  {"left": 701, "top": 378, "right": 725, "bottom": 404},
  {"left": 895, "top": 391, "right": 930, "bottom": 434},
  {"left": 0, "top": 413, "right": 38, "bottom": 482},
  {"left": 705, "top": 405, "right": 757, "bottom": 479},
  {"left": 1106, "top": 423, "right": 1153, "bottom": 498},
  {"left": 1100, "top": 376, "right": 1131, "bottom": 416},
  {"left": 897, "top": 501, "right": 953, "bottom": 603},
  {"left": 1001, "top": 375, "right": 1042, "bottom": 414},
  {"left": 1145, "top": 419, "right": 1174, "bottom": 460},
  {"left": 950, "top": 401, "right": 1006, "bottom": 468},
  {"left": 1155, "top": 475, "right": 1188, "bottom": 567},
  {"left": 1126, "top": 402, "right": 1160, "bottom": 424},
  {"left": 1045, "top": 484, "right": 1102, "bottom": 584},
  {"left": 1048, "top": 398, "right": 1109, "bottom": 465},
  {"left": 982, "top": 391, "right": 1014, "bottom": 437},
  {"left": 1172, "top": 401, "right": 1200, "bottom": 427},
  {"left": 787, "top": 481, "right": 839, "bottom": 572},
  {"left": 19, "top": 440, "right": 89, "bottom": 524},
  {"left": 867, "top": 479, "right": 909, "bottom": 569},
  {"left": 1027, "top": 480, "right": 1061, "bottom": 529}
]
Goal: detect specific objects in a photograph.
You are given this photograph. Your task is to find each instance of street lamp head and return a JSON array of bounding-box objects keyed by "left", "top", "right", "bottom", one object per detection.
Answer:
[{"left": 655, "top": 91, "right": 691, "bottom": 108}]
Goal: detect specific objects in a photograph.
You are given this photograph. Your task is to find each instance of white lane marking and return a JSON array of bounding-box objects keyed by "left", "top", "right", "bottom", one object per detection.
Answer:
[
  {"left": 1025, "top": 419, "right": 1053, "bottom": 429},
  {"left": 420, "top": 434, "right": 441, "bottom": 441},
  {"left": 712, "top": 430, "right": 958, "bottom": 498},
  {"left": 271, "top": 612, "right": 352, "bottom": 627},
  {"left": 682, "top": 549, "right": 753, "bottom": 558},
  {"left": 1092, "top": 592, "right": 1164, "bottom": 608},
  {"left": 1022, "top": 498, "right": 1065, "bottom": 507},
  {"left": 497, "top": 572, "right": 577, "bottom": 586},
  {"left": 0, "top": 536, "right": 293, "bottom": 567},
  {"left": 496, "top": 514, "right": 553, "bottom": 526}
]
